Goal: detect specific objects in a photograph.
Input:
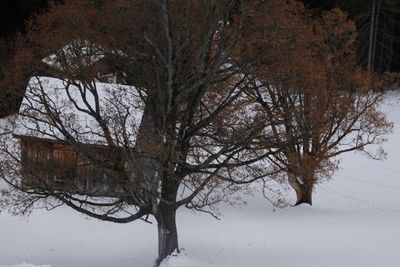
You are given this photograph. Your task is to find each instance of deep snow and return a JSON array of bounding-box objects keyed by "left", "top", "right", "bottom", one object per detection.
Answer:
[{"left": 0, "top": 91, "right": 399, "bottom": 267}]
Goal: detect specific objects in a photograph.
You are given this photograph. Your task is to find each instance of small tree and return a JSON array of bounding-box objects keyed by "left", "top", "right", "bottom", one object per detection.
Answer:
[
  {"left": 242, "top": 5, "right": 392, "bottom": 205},
  {"left": 0, "top": 0, "right": 281, "bottom": 264}
]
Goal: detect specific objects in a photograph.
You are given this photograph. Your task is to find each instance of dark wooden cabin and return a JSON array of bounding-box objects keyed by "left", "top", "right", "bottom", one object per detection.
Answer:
[
  {"left": 13, "top": 75, "right": 144, "bottom": 196},
  {"left": 15, "top": 134, "right": 121, "bottom": 195}
]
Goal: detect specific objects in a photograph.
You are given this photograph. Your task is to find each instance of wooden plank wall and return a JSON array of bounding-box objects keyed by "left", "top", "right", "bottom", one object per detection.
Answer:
[{"left": 19, "top": 137, "right": 119, "bottom": 195}]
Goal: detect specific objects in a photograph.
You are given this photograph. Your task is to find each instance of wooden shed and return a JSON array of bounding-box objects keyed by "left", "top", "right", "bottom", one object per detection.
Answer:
[
  {"left": 13, "top": 76, "right": 144, "bottom": 195},
  {"left": 16, "top": 134, "right": 121, "bottom": 195}
]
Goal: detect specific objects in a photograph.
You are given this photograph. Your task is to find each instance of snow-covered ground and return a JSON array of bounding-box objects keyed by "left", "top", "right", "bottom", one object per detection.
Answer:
[
  {"left": 1, "top": 91, "right": 400, "bottom": 267},
  {"left": 0, "top": 264, "right": 50, "bottom": 267}
]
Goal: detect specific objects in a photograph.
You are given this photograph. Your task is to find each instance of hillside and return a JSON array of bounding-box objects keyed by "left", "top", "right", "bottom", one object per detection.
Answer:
[{"left": 0, "top": 90, "right": 399, "bottom": 267}]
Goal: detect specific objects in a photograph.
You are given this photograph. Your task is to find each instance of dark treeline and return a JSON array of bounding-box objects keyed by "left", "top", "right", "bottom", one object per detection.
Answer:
[
  {"left": 0, "top": 0, "right": 49, "bottom": 38},
  {"left": 0, "top": 1, "right": 52, "bottom": 117},
  {"left": 2, "top": 0, "right": 399, "bottom": 70},
  {"left": 1, "top": 0, "right": 400, "bottom": 69},
  {"left": 0, "top": 0, "right": 399, "bottom": 117},
  {"left": 302, "top": 0, "right": 400, "bottom": 74}
]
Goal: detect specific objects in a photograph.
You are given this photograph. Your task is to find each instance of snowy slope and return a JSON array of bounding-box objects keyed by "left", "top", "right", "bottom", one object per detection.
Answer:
[{"left": 0, "top": 91, "right": 399, "bottom": 267}]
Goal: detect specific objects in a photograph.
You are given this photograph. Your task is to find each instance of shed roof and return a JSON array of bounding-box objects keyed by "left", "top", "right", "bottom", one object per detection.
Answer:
[
  {"left": 42, "top": 40, "right": 105, "bottom": 70},
  {"left": 14, "top": 76, "right": 144, "bottom": 147}
]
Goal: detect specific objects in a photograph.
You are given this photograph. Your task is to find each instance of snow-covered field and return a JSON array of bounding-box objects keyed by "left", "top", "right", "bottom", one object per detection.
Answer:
[
  {"left": 0, "top": 264, "right": 50, "bottom": 267},
  {"left": 1, "top": 91, "right": 400, "bottom": 267}
]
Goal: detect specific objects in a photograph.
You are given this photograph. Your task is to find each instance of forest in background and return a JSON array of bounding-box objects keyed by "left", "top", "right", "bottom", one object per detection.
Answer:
[{"left": 0, "top": 0, "right": 399, "bottom": 118}]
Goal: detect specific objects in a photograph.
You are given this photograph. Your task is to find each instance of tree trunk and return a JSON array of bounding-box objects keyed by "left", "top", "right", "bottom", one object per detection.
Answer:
[
  {"left": 372, "top": 0, "right": 381, "bottom": 72},
  {"left": 288, "top": 173, "right": 313, "bottom": 206},
  {"left": 293, "top": 183, "right": 313, "bottom": 206},
  {"left": 367, "top": 0, "right": 380, "bottom": 73},
  {"left": 155, "top": 207, "right": 179, "bottom": 266}
]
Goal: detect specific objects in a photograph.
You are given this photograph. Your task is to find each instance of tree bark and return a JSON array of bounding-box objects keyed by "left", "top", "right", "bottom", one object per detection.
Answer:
[
  {"left": 156, "top": 207, "right": 179, "bottom": 266},
  {"left": 293, "top": 183, "right": 313, "bottom": 206},
  {"left": 288, "top": 173, "right": 313, "bottom": 206}
]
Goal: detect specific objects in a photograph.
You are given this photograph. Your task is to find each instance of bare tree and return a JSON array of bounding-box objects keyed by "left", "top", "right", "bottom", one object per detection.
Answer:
[{"left": 0, "top": 0, "right": 281, "bottom": 264}]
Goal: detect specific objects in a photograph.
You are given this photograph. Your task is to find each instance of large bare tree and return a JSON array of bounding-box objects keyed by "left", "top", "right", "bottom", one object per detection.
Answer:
[{"left": 0, "top": 0, "right": 281, "bottom": 264}]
